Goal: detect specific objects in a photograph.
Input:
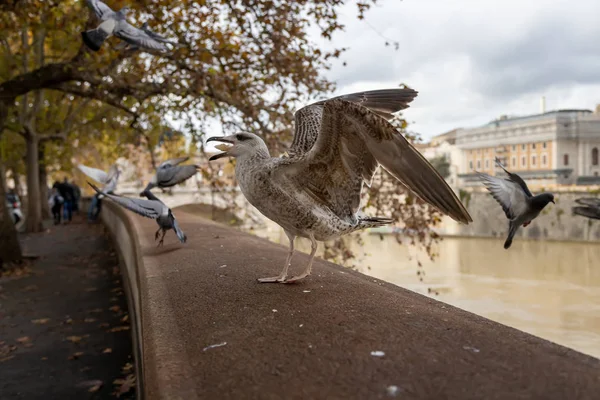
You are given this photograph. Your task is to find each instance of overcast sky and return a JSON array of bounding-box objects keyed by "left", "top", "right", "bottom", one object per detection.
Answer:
[{"left": 317, "top": 0, "right": 600, "bottom": 140}]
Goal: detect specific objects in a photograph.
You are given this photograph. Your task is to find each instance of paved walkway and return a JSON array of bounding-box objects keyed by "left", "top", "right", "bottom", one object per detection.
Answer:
[{"left": 0, "top": 218, "right": 135, "bottom": 399}]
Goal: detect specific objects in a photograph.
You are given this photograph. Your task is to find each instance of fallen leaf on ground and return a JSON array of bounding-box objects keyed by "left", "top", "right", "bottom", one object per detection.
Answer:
[
  {"left": 65, "top": 318, "right": 73, "bottom": 324},
  {"left": 88, "top": 308, "right": 103, "bottom": 314},
  {"left": 41, "top": 357, "right": 48, "bottom": 360},
  {"left": 120, "top": 315, "right": 129, "bottom": 323},
  {"left": 103, "top": 348, "right": 112, "bottom": 354},
  {"left": 0, "top": 355, "right": 15, "bottom": 362},
  {"left": 66, "top": 336, "right": 83, "bottom": 343},
  {"left": 122, "top": 362, "right": 133, "bottom": 373},
  {"left": 76, "top": 379, "right": 103, "bottom": 390},
  {"left": 89, "top": 384, "right": 102, "bottom": 393},
  {"left": 84, "top": 288, "right": 97, "bottom": 292},
  {"left": 22, "top": 285, "right": 39, "bottom": 292},
  {"left": 109, "top": 305, "right": 120, "bottom": 313},
  {"left": 84, "top": 318, "right": 96, "bottom": 323},
  {"left": 99, "top": 323, "right": 110, "bottom": 328},
  {"left": 68, "top": 351, "right": 85, "bottom": 360},
  {"left": 113, "top": 374, "right": 135, "bottom": 397},
  {"left": 109, "top": 326, "right": 130, "bottom": 332},
  {"left": 31, "top": 318, "right": 50, "bottom": 325},
  {"left": 16, "top": 336, "right": 30, "bottom": 344}
]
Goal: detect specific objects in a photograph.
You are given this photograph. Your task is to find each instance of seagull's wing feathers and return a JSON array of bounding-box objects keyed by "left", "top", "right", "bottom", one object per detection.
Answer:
[
  {"left": 288, "top": 88, "right": 418, "bottom": 157},
  {"left": 158, "top": 156, "right": 190, "bottom": 169},
  {"left": 476, "top": 172, "right": 529, "bottom": 220},
  {"left": 114, "top": 22, "right": 169, "bottom": 51},
  {"left": 78, "top": 164, "right": 109, "bottom": 184},
  {"left": 274, "top": 95, "right": 472, "bottom": 224},
  {"left": 86, "top": 0, "right": 114, "bottom": 19},
  {"left": 89, "top": 183, "right": 162, "bottom": 219}
]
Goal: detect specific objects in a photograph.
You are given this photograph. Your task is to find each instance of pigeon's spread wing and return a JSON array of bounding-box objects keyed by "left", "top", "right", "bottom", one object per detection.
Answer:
[
  {"left": 575, "top": 198, "right": 600, "bottom": 208},
  {"left": 288, "top": 89, "right": 418, "bottom": 157},
  {"left": 572, "top": 206, "right": 600, "bottom": 220},
  {"left": 141, "top": 23, "right": 178, "bottom": 44},
  {"left": 477, "top": 172, "right": 529, "bottom": 220},
  {"left": 157, "top": 165, "right": 198, "bottom": 187},
  {"left": 494, "top": 157, "right": 533, "bottom": 197},
  {"left": 89, "top": 183, "right": 162, "bottom": 219},
  {"left": 114, "top": 22, "right": 169, "bottom": 51},
  {"left": 78, "top": 164, "right": 109, "bottom": 184},
  {"left": 273, "top": 94, "right": 473, "bottom": 224},
  {"left": 86, "top": 0, "right": 114, "bottom": 19},
  {"left": 158, "top": 156, "right": 190, "bottom": 169}
]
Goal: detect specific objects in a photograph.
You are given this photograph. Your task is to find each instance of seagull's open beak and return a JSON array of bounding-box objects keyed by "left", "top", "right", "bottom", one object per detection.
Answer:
[{"left": 207, "top": 136, "right": 234, "bottom": 161}]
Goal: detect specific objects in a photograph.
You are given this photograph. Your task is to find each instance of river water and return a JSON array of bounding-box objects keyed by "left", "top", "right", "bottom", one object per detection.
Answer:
[{"left": 249, "top": 221, "right": 600, "bottom": 359}]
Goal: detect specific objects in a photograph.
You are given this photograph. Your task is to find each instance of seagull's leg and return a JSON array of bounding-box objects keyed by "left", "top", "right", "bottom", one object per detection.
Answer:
[
  {"left": 258, "top": 231, "right": 295, "bottom": 283},
  {"left": 284, "top": 234, "right": 318, "bottom": 283}
]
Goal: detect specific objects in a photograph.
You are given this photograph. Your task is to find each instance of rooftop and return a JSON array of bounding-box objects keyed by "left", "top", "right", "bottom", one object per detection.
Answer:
[{"left": 480, "top": 109, "right": 593, "bottom": 129}]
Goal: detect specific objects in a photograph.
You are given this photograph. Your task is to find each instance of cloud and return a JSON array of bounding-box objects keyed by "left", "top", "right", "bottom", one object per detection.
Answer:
[{"left": 320, "top": 0, "right": 600, "bottom": 139}]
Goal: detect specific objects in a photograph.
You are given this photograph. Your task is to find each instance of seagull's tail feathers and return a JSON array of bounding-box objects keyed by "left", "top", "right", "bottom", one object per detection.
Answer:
[
  {"left": 504, "top": 221, "right": 518, "bottom": 249},
  {"left": 81, "top": 28, "right": 109, "bottom": 51},
  {"left": 356, "top": 216, "right": 394, "bottom": 231},
  {"left": 172, "top": 219, "right": 187, "bottom": 244}
]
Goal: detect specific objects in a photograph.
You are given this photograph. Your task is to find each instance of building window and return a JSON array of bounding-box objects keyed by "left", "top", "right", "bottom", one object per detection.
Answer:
[
  {"left": 593, "top": 147, "right": 599, "bottom": 166},
  {"left": 564, "top": 154, "right": 569, "bottom": 166},
  {"left": 542, "top": 154, "right": 547, "bottom": 166},
  {"left": 532, "top": 143, "right": 536, "bottom": 150},
  {"left": 476, "top": 160, "right": 481, "bottom": 169},
  {"left": 543, "top": 142, "right": 547, "bottom": 149},
  {"left": 511, "top": 156, "right": 516, "bottom": 167},
  {"left": 521, "top": 156, "right": 526, "bottom": 167},
  {"left": 469, "top": 161, "right": 473, "bottom": 169},
  {"left": 512, "top": 145, "right": 516, "bottom": 151},
  {"left": 485, "top": 159, "right": 489, "bottom": 169},
  {"left": 522, "top": 144, "right": 526, "bottom": 151},
  {"left": 531, "top": 155, "right": 536, "bottom": 166}
]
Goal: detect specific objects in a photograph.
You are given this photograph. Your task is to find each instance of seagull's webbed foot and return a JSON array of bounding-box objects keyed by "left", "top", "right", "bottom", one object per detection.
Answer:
[{"left": 283, "top": 272, "right": 310, "bottom": 284}]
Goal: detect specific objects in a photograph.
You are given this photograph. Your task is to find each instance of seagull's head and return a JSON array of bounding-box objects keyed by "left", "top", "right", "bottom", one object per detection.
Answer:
[{"left": 206, "top": 132, "right": 269, "bottom": 161}]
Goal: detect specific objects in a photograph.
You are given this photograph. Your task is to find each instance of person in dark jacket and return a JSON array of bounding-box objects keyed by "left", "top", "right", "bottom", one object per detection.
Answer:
[{"left": 53, "top": 178, "right": 75, "bottom": 223}]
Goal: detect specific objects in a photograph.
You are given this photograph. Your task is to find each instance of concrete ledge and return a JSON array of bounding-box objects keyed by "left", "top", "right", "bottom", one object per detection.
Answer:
[{"left": 101, "top": 202, "right": 600, "bottom": 400}]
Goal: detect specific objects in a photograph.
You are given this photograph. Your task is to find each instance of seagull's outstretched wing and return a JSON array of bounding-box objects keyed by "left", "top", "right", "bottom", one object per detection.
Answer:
[
  {"left": 156, "top": 165, "right": 199, "bottom": 187},
  {"left": 476, "top": 172, "right": 529, "bottom": 220},
  {"left": 89, "top": 183, "right": 162, "bottom": 219},
  {"left": 572, "top": 206, "right": 600, "bottom": 220},
  {"left": 85, "top": 0, "right": 114, "bottom": 19},
  {"left": 288, "top": 88, "right": 418, "bottom": 157},
  {"left": 158, "top": 156, "right": 190, "bottom": 169},
  {"left": 114, "top": 22, "right": 169, "bottom": 51},
  {"left": 575, "top": 198, "right": 600, "bottom": 208},
  {"left": 273, "top": 92, "right": 473, "bottom": 224},
  {"left": 78, "top": 164, "right": 110, "bottom": 184}
]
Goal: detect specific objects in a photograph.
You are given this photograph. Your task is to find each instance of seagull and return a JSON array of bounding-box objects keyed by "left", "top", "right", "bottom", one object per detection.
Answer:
[
  {"left": 88, "top": 183, "right": 186, "bottom": 246},
  {"left": 77, "top": 163, "right": 120, "bottom": 199},
  {"left": 207, "top": 88, "right": 473, "bottom": 283},
  {"left": 476, "top": 157, "right": 555, "bottom": 249},
  {"left": 81, "top": 0, "right": 170, "bottom": 52},
  {"left": 141, "top": 157, "right": 200, "bottom": 194},
  {"left": 572, "top": 198, "right": 600, "bottom": 220}
]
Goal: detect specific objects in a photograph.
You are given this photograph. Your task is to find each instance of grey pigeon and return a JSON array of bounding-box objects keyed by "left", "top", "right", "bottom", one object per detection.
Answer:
[
  {"left": 572, "top": 198, "right": 600, "bottom": 220},
  {"left": 88, "top": 183, "right": 186, "bottom": 246},
  {"left": 114, "top": 22, "right": 180, "bottom": 51},
  {"left": 207, "top": 88, "right": 472, "bottom": 283},
  {"left": 141, "top": 156, "right": 200, "bottom": 194},
  {"left": 77, "top": 163, "right": 120, "bottom": 199},
  {"left": 81, "top": 0, "right": 170, "bottom": 52},
  {"left": 476, "top": 157, "right": 555, "bottom": 249}
]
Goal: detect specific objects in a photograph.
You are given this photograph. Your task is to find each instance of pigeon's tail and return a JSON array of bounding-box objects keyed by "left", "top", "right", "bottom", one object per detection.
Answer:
[
  {"left": 172, "top": 219, "right": 187, "bottom": 244},
  {"left": 81, "top": 29, "right": 109, "bottom": 51},
  {"left": 356, "top": 216, "right": 394, "bottom": 231},
  {"left": 504, "top": 221, "right": 518, "bottom": 249}
]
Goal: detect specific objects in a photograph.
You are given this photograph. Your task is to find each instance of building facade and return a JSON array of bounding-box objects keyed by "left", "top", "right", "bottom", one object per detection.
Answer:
[
  {"left": 455, "top": 109, "right": 600, "bottom": 187},
  {"left": 416, "top": 129, "right": 463, "bottom": 188}
]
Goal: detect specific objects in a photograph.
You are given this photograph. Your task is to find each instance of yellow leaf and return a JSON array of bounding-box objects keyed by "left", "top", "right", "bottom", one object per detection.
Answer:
[
  {"left": 31, "top": 318, "right": 50, "bottom": 325},
  {"left": 103, "top": 348, "right": 112, "bottom": 354},
  {"left": 16, "top": 337, "right": 30, "bottom": 344},
  {"left": 66, "top": 336, "right": 82, "bottom": 343}
]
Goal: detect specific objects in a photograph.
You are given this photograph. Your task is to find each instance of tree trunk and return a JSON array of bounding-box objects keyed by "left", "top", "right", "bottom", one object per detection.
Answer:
[
  {"left": 0, "top": 163, "right": 23, "bottom": 266},
  {"left": 25, "top": 134, "right": 43, "bottom": 232},
  {"left": 38, "top": 142, "right": 50, "bottom": 219}
]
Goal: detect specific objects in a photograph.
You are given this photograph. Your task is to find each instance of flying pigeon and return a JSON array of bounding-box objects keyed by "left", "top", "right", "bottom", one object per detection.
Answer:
[
  {"left": 207, "top": 88, "right": 472, "bottom": 283},
  {"left": 81, "top": 0, "right": 170, "bottom": 52},
  {"left": 114, "top": 22, "right": 180, "bottom": 51},
  {"left": 88, "top": 183, "right": 186, "bottom": 246},
  {"left": 572, "top": 198, "right": 600, "bottom": 220},
  {"left": 77, "top": 163, "right": 120, "bottom": 199},
  {"left": 141, "top": 156, "right": 200, "bottom": 195},
  {"left": 476, "top": 157, "right": 555, "bottom": 249}
]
